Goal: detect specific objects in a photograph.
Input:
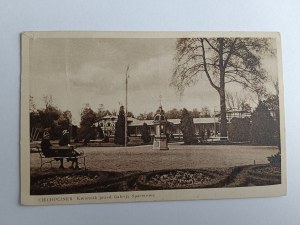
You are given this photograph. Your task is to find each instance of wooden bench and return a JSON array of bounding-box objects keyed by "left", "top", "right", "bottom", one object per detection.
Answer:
[
  {"left": 86, "top": 139, "right": 103, "bottom": 146},
  {"left": 37, "top": 146, "right": 87, "bottom": 170}
]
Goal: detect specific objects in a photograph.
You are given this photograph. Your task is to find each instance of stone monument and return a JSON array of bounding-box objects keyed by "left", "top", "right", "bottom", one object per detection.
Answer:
[{"left": 152, "top": 105, "right": 169, "bottom": 150}]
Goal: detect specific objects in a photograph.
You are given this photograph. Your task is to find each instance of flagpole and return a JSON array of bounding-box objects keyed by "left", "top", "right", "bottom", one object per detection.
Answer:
[
  {"left": 125, "top": 65, "right": 129, "bottom": 147},
  {"left": 213, "top": 106, "right": 216, "bottom": 137}
]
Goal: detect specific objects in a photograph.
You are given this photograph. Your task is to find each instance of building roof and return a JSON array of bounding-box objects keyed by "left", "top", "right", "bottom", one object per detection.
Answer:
[
  {"left": 128, "top": 119, "right": 152, "bottom": 126},
  {"left": 193, "top": 117, "right": 218, "bottom": 124},
  {"left": 168, "top": 118, "right": 217, "bottom": 125},
  {"left": 214, "top": 108, "right": 252, "bottom": 116},
  {"left": 95, "top": 114, "right": 219, "bottom": 127},
  {"left": 167, "top": 119, "right": 180, "bottom": 124},
  {"left": 102, "top": 115, "right": 118, "bottom": 120},
  {"left": 128, "top": 117, "right": 219, "bottom": 126}
]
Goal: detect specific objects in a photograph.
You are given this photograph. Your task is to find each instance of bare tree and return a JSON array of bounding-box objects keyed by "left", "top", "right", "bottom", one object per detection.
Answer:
[
  {"left": 29, "top": 95, "right": 36, "bottom": 113},
  {"left": 191, "top": 108, "right": 201, "bottom": 118},
  {"left": 171, "top": 38, "right": 273, "bottom": 137},
  {"left": 200, "top": 106, "right": 211, "bottom": 117},
  {"left": 43, "top": 95, "right": 53, "bottom": 108},
  {"left": 226, "top": 92, "right": 251, "bottom": 112}
]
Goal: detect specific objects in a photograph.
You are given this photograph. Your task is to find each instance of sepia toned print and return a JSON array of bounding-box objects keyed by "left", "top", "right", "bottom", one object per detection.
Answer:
[{"left": 21, "top": 32, "right": 286, "bottom": 205}]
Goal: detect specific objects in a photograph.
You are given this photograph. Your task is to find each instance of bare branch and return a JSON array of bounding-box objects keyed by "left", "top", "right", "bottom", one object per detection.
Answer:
[
  {"left": 200, "top": 39, "right": 220, "bottom": 91},
  {"left": 224, "top": 38, "right": 238, "bottom": 68},
  {"left": 204, "top": 38, "right": 219, "bottom": 53}
]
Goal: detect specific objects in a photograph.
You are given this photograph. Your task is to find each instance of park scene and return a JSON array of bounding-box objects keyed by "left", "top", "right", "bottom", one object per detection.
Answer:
[{"left": 28, "top": 36, "right": 282, "bottom": 195}]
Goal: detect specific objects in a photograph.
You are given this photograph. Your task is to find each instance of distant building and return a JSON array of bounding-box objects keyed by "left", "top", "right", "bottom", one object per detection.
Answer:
[
  {"left": 215, "top": 108, "right": 252, "bottom": 123},
  {"left": 96, "top": 115, "right": 118, "bottom": 137},
  {"left": 127, "top": 117, "right": 219, "bottom": 137},
  {"left": 95, "top": 114, "right": 219, "bottom": 137},
  {"left": 94, "top": 108, "right": 256, "bottom": 138}
]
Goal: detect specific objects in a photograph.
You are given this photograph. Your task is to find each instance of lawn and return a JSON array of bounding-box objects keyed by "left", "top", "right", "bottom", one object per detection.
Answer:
[{"left": 30, "top": 143, "right": 280, "bottom": 194}]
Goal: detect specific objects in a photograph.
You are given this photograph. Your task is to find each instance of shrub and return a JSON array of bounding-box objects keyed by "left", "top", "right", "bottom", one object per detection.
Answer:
[
  {"left": 103, "top": 136, "right": 109, "bottom": 143},
  {"left": 180, "top": 108, "right": 197, "bottom": 144},
  {"left": 141, "top": 123, "right": 151, "bottom": 143},
  {"left": 267, "top": 152, "right": 281, "bottom": 166},
  {"left": 228, "top": 117, "right": 251, "bottom": 142},
  {"left": 250, "top": 101, "right": 276, "bottom": 145},
  {"left": 114, "top": 106, "right": 126, "bottom": 145}
]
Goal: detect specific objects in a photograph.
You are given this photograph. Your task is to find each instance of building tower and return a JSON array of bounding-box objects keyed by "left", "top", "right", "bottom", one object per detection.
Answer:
[{"left": 152, "top": 105, "right": 169, "bottom": 150}]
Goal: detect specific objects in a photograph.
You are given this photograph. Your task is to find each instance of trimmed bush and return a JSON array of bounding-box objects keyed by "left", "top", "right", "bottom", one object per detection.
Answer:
[
  {"left": 141, "top": 123, "right": 151, "bottom": 143},
  {"left": 180, "top": 108, "right": 197, "bottom": 144},
  {"left": 251, "top": 101, "right": 276, "bottom": 145},
  {"left": 267, "top": 152, "right": 281, "bottom": 166},
  {"left": 114, "top": 106, "right": 126, "bottom": 145},
  {"left": 228, "top": 117, "right": 251, "bottom": 142}
]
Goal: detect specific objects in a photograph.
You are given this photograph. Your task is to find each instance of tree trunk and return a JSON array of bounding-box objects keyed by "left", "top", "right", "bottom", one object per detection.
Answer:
[
  {"left": 219, "top": 89, "right": 227, "bottom": 139},
  {"left": 218, "top": 38, "right": 227, "bottom": 139}
]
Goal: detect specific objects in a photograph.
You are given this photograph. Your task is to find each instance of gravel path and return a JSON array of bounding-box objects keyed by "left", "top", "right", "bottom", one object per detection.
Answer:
[{"left": 30, "top": 144, "right": 278, "bottom": 173}]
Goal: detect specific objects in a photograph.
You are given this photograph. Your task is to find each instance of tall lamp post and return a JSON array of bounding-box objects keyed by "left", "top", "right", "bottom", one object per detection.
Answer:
[{"left": 125, "top": 65, "right": 130, "bottom": 147}]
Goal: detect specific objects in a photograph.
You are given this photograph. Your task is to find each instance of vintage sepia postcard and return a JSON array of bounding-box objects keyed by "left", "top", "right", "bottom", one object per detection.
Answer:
[{"left": 21, "top": 32, "right": 286, "bottom": 205}]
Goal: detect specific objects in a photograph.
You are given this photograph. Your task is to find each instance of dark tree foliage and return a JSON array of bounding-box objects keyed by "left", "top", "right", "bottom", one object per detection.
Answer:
[
  {"left": 164, "top": 107, "right": 211, "bottom": 119},
  {"left": 71, "top": 125, "right": 78, "bottom": 142},
  {"left": 37, "top": 105, "right": 62, "bottom": 139},
  {"left": 136, "top": 112, "right": 154, "bottom": 120},
  {"left": 263, "top": 87, "right": 280, "bottom": 150},
  {"left": 58, "top": 110, "right": 72, "bottom": 130},
  {"left": 250, "top": 101, "right": 276, "bottom": 145},
  {"left": 180, "top": 108, "right": 197, "bottom": 144},
  {"left": 80, "top": 105, "right": 97, "bottom": 127},
  {"left": 79, "top": 126, "right": 97, "bottom": 145},
  {"left": 165, "top": 108, "right": 182, "bottom": 119},
  {"left": 38, "top": 105, "right": 61, "bottom": 129},
  {"left": 141, "top": 123, "right": 151, "bottom": 143},
  {"left": 114, "top": 106, "right": 126, "bottom": 145},
  {"left": 29, "top": 96, "right": 73, "bottom": 140},
  {"left": 145, "top": 112, "right": 153, "bottom": 120},
  {"left": 127, "top": 111, "right": 135, "bottom": 118},
  {"left": 79, "top": 105, "right": 97, "bottom": 143},
  {"left": 228, "top": 117, "right": 251, "bottom": 142},
  {"left": 136, "top": 114, "right": 145, "bottom": 120},
  {"left": 171, "top": 38, "right": 273, "bottom": 138},
  {"left": 30, "top": 111, "right": 41, "bottom": 130}
]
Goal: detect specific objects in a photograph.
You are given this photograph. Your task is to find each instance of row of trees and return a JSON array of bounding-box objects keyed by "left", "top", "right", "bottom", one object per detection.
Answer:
[
  {"left": 30, "top": 94, "right": 213, "bottom": 144},
  {"left": 136, "top": 98, "right": 280, "bottom": 146},
  {"left": 30, "top": 94, "right": 280, "bottom": 148},
  {"left": 73, "top": 106, "right": 212, "bottom": 122},
  {"left": 30, "top": 97, "right": 105, "bottom": 141},
  {"left": 181, "top": 96, "right": 280, "bottom": 147},
  {"left": 30, "top": 96, "right": 75, "bottom": 140},
  {"left": 30, "top": 98, "right": 138, "bottom": 145}
]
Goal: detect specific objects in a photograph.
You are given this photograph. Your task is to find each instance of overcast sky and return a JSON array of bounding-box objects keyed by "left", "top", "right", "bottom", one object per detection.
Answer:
[{"left": 29, "top": 37, "right": 278, "bottom": 125}]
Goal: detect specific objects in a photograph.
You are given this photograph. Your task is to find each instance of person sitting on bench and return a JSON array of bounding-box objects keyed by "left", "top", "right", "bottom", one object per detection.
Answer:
[
  {"left": 41, "top": 130, "right": 64, "bottom": 169},
  {"left": 59, "top": 130, "right": 81, "bottom": 170}
]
